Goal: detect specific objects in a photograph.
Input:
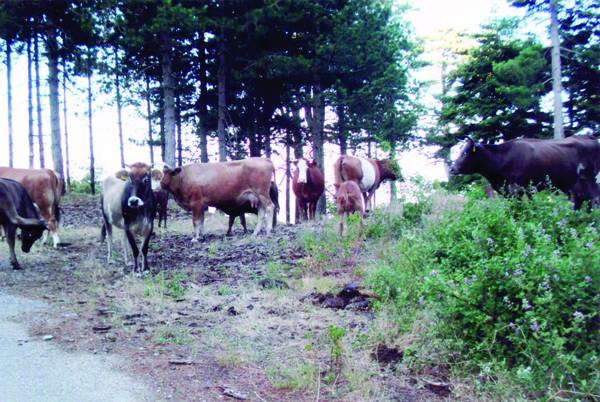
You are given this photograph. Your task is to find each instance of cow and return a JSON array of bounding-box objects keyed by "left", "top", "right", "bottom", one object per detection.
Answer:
[
  {"left": 449, "top": 135, "right": 600, "bottom": 209},
  {"left": 292, "top": 159, "right": 324, "bottom": 221},
  {"left": 224, "top": 181, "right": 279, "bottom": 236},
  {"left": 333, "top": 156, "right": 399, "bottom": 211},
  {"left": 0, "top": 178, "right": 47, "bottom": 269},
  {"left": 0, "top": 167, "right": 62, "bottom": 247},
  {"left": 154, "top": 189, "right": 169, "bottom": 229},
  {"left": 335, "top": 180, "right": 365, "bottom": 236},
  {"left": 100, "top": 163, "right": 163, "bottom": 272},
  {"left": 160, "top": 158, "right": 275, "bottom": 242}
]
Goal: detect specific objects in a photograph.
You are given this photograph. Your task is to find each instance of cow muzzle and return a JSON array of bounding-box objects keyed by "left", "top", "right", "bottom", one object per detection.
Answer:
[{"left": 128, "top": 196, "right": 145, "bottom": 208}]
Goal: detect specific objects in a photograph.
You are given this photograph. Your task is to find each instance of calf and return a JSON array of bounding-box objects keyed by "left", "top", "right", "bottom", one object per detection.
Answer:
[
  {"left": 0, "top": 167, "right": 62, "bottom": 247},
  {"left": 224, "top": 181, "right": 279, "bottom": 236},
  {"left": 161, "top": 158, "right": 275, "bottom": 242},
  {"left": 154, "top": 189, "right": 169, "bottom": 228},
  {"left": 336, "top": 180, "right": 365, "bottom": 236},
  {"left": 292, "top": 159, "right": 324, "bottom": 221},
  {"left": 0, "top": 178, "right": 47, "bottom": 269},
  {"left": 101, "top": 163, "right": 163, "bottom": 272},
  {"left": 450, "top": 135, "right": 600, "bottom": 209},
  {"left": 333, "top": 156, "right": 398, "bottom": 211}
]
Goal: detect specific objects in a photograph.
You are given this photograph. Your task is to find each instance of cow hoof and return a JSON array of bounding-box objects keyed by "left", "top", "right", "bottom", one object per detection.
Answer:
[
  {"left": 191, "top": 237, "right": 199, "bottom": 244},
  {"left": 11, "top": 263, "right": 22, "bottom": 270}
]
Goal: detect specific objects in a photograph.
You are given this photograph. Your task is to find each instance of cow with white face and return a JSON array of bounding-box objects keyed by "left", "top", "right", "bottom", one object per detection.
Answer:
[{"left": 100, "top": 163, "right": 163, "bottom": 272}]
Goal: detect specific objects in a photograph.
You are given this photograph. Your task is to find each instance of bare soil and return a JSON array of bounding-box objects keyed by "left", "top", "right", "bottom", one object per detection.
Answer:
[{"left": 0, "top": 194, "right": 447, "bottom": 401}]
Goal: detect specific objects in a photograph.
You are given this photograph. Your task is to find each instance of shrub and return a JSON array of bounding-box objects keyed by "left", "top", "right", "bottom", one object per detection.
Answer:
[{"left": 423, "top": 191, "right": 600, "bottom": 395}]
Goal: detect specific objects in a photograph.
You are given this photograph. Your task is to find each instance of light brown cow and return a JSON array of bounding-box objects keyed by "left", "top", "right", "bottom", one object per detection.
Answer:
[
  {"left": 161, "top": 158, "right": 275, "bottom": 241},
  {"left": 335, "top": 180, "right": 365, "bottom": 236},
  {"left": 333, "top": 155, "right": 398, "bottom": 210},
  {"left": 0, "top": 167, "right": 63, "bottom": 247}
]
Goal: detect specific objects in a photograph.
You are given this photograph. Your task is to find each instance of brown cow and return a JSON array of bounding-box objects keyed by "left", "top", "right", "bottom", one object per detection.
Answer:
[
  {"left": 161, "top": 158, "right": 275, "bottom": 241},
  {"left": 335, "top": 180, "right": 365, "bottom": 236},
  {"left": 333, "top": 155, "right": 398, "bottom": 210},
  {"left": 0, "top": 167, "right": 62, "bottom": 247},
  {"left": 292, "top": 159, "right": 324, "bottom": 221}
]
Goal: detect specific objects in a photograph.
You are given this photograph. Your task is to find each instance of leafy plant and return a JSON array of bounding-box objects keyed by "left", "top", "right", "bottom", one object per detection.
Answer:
[{"left": 327, "top": 325, "right": 346, "bottom": 379}]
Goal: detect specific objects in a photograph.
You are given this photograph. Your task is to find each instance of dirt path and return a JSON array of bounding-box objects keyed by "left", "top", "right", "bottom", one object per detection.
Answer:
[{"left": 0, "top": 291, "right": 154, "bottom": 402}]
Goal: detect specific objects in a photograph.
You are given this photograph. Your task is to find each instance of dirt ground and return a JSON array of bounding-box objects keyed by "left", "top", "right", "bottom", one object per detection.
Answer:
[{"left": 0, "top": 194, "right": 447, "bottom": 402}]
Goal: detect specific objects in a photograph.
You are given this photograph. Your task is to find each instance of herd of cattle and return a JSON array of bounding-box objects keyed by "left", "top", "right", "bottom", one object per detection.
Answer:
[{"left": 1, "top": 134, "right": 599, "bottom": 271}]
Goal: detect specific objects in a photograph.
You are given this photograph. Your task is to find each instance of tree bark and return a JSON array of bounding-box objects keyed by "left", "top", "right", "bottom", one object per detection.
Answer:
[
  {"left": 176, "top": 95, "right": 182, "bottom": 166},
  {"left": 389, "top": 143, "right": 396, "bottom": 201},
  {"left": 87, "top": 62, "right": 95, "bottom": 195},
  {"left": 62, "top": 58, "right": 71, "bottom": 190},
  {"left": 305, "top": 83, "right": 326, "bottom": 216},
  {"left": 337, "top": 104, "right": 347, "bottom": 155},
  {"left": 27, "top": 38, "right": 35, "bottom": 168},
  {"left": 550, "top": 0, "right": 564, "bottom": 139},
  {"left": 35, "top": 34, "right": 45, "bottom": 168},
  {"left": 115, "top": 48, "right": 125, "bottom": 168},
  {"left": 217, "top": 34, "right": 228, "bottom": 162},
  {"left": 146, "top": 77, "right": 155, "bottom": 166},
  {"left": 198, "top": 31, "right": 209, "bottom": 163},
  {"left": 46, "top": 31, "right": 64, "bottom": 177},
  {"left": 161, "top": 34, "right": 176, "bottom": 167},
  {"left": 6, "top": 40, "right": 13, "bottom": 167},
  {"left": 285, "top": 129, "right": 291, "bottom": 224}
]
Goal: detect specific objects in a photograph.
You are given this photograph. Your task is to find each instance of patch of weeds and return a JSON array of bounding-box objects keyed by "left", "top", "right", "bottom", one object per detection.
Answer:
[
  {"left": 144, "top": 272, "right": 187, "bottom": 300},
  {"left": 217, "top": 286, "right": 233, "bottom": 296},
  {"left": 152, "top": 325, "right": 192, "bottom": 345},
  {"left": 266, "top": 362, "right": 319, "bottom": 391},
  {"left": 327, "top": 325, "right": 346, "bottom": 379},
  {"left": 206, "top": 243, "right": 218, "bottom": 258}
]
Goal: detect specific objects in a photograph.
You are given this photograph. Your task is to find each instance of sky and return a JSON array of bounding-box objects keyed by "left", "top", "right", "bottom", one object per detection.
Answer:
[{"left": 0, "top": 0, "right": 534, "bottom": 200}]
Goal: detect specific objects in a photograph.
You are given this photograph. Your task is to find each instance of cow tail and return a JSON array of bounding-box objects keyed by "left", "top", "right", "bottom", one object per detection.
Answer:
[
  {"left": 334, "top": 156, "right": 345, "bottom": 190},
  {"left": 54, "top": 203, "right": 61, "bottom": 227}
]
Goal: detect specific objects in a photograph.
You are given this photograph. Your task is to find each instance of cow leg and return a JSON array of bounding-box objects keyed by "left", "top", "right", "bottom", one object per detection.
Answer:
[
  {"left": 253, "top": 208, "right": 265, "bottom": 236},
  {"left": 125, "top": 229, "right": 140, "bottom": 272},
  {"left": 121, "top": 231, "right": 130, "bottom": 266},
  {"left": 105, "top": 223, "right": 114, "bottom": 264},
  {"left": 51, "top": 230, "right": 61, "bottom": 248},
  {"left": 240, "top": 214, "right": 248, "bottom": 234},
  {"left": 191, "top": 207, "right": 205, "bottom": 243},
  {"left": 227, "top": 215, "right": 235, "bottom": 236},
  {"left": 265, "top": 203, "right": 274, "bottom": 233},
  {"left": 5, "top": 225, "right": 20, "bottom": 269},
  {"left": 140, "top": 229, "right": 152, "bottom": 272},
  {"left": 337, "top": 214, "right": 344, "bottom": 236}
]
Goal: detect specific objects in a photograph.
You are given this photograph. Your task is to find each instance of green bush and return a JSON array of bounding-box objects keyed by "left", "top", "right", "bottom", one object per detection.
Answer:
[{"left": 422, "top": 191, "right": 600, "bottom": 395}]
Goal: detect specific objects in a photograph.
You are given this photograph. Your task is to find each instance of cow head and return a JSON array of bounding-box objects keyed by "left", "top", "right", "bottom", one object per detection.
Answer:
[
  {"left": 161, "top": 165, "right": 183, "bottom": 193},
  {"left": 294, "top": 158, "right": 309, "bottom": 184},
  {"left": 450, "top": 137, "right": 480, "bottom": 175},
  {"left": 116, "top": 162, "right": 157, "bottom": 209},
  {"left": 20, "top": 220, "right": 47, "bottom": 252},
  {"left": 379, "top": 159, "right": 401, "bottom": 182}
]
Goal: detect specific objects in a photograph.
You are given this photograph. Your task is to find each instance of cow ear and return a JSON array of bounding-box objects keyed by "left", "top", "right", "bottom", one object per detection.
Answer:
[
  {"left": 170, "top": 167, "right": 182, "bottom": 176},
  {"left": 466, "top": 136, "right": 475, "bottom": 145},
  {"left": 115, "top": 169, "right": 128, "bottom": 181},
  {"left": 151, "top": 169, "right": 163, "bottom": 181}
]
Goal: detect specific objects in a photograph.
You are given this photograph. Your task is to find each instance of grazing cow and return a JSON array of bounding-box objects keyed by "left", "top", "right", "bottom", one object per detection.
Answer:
[
  {"left": 154, "top": 190, "right": 169, "bottom": 228},
  {"left": 292, "top": 159, "right": 325, "bottom": 221},
  {"left": 333, "top": 156, "right": 399, "bottom": 210},
  {"left": 160, "top": 158, "right": 275, "bottom": 241},
  {"left": 100, "top": 163, "right": 163, "bottom": 272},
  {"left": 335, "top": 180, "right": 365, "bottom": 236},
  {"left": 449, "top": 135, "right": 600, "bottom": 209},
  {"left": 0, "top": 178, "right": 47, "bottom": 269},
  {"left": 0, "top": 167, "right": 62, "bottom": 247},
  {"left": 224, "top": 181, "right": 279, "bottom": 236}
]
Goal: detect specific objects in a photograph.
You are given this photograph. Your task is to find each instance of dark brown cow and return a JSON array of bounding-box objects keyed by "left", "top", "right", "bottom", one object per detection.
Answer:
[
  {"left": 161, "top": 158, "right": 275, "bottom": 241},
  {"left": 0, "top": 178, "right": 47, "bottom": 269},
  {"left": 0, "top": 167, "right": 62, "bottom": 247},
  {"left": 224, "top": 181, "right": 279, "bottom": 236},
  {"left": 333, "top": 155, "right": 398, "bottom": 210},
  {"left": 450, "top": 135, "right": 600, "bottom": 209},
  {"left": 292, "top": 159, "right": 324, "bottom": 221},
  {"left": 335, "top": 180, "right": 365, "bottom": 236},
  {"left": 153, "top": 189, "right": 169, "bottom": 228}
]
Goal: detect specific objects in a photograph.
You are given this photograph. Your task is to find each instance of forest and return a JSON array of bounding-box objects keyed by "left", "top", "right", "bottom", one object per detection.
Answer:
[{"left": 0, "top": 0, "right": 599, "bottom": 400}]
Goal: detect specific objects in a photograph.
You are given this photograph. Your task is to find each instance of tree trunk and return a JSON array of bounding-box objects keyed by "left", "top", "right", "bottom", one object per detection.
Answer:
[
  {"left": 337, "top": 104, "right": 347, "bottom": 155},
  {"left": 62, "top": 58, "right": 71, "bottom": 191},
  {"left": 389, "top": 143, "right": 396, "bottom": 201},
  {"left": 305, "top": 83, "right": 326, "bottom": 216},
  {"left": 115, "top": 48, "right": 125, "bottom": 168},
  {"left": 292, "top": 108, "right": 303, "bottom": 159},
  {"left": 27, "top": 38, "right": 35, "bottom": 168},
  {"left": 285, "top": 130, "right": 291, "bottom": 224},
  {"left": 198, "top": 31, "right": 209, "bottom": 163},
  {"left": 146, "top": 77, "right": 155, "bottom": 165},
  {"left": 87, "top": 63, "right": 95, "bottom": 195},
  {"left": 6, "top": 40, "right": 13, "bottom": 167},
  {"left": 46, "top": 31, "right": 64, "bottom": 177},
  {"left": 217, "top": 34, "right": 227, "bottom": 162},
  {"left": 161, "top": 35, "right": 176, "bottom": 167},
  {"left": 176, "top": 95, "right": 182, "bottom": 166},
  {"left": 35, "top": 34, "right": 45, "bottom": 168},
  {"left": 550, "top": 0, "right": 564, "bottom": 139}
]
